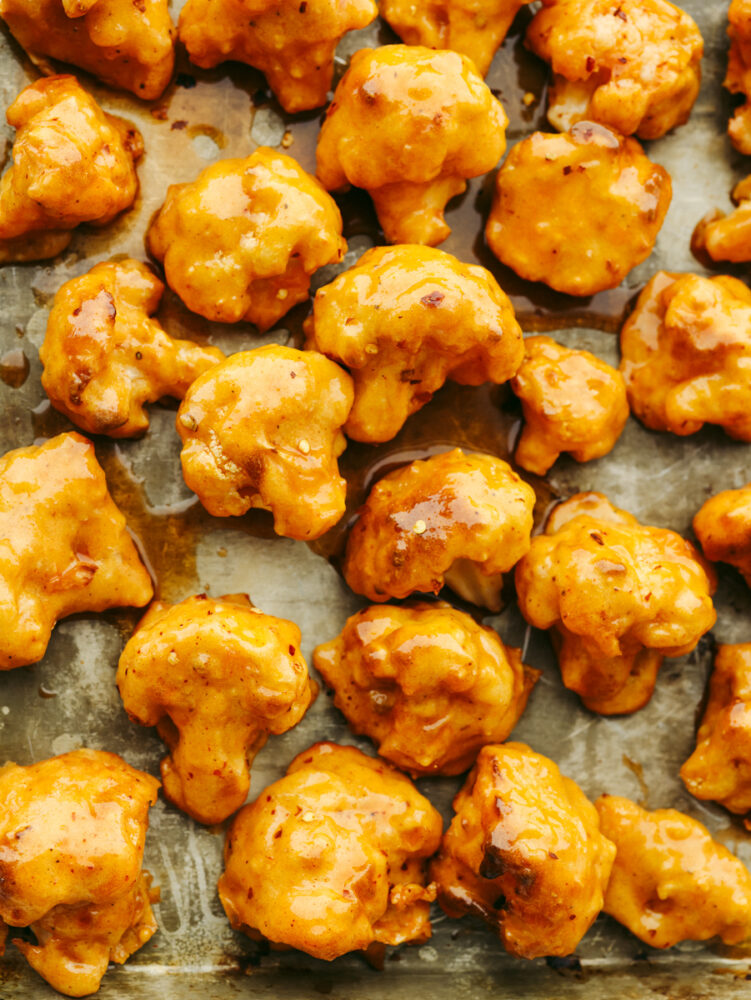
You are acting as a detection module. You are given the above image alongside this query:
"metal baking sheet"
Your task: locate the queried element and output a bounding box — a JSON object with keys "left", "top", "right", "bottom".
{"left": 2, "top": 1, "right": 751, "bottom": 997}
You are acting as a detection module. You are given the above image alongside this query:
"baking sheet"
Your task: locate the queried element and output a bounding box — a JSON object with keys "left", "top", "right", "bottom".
{"left": 2, "top": 2, "right": 751, "bottom": 997}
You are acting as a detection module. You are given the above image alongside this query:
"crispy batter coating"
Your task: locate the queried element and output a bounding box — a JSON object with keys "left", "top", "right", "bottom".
{"left": 0, "top": 76, "right": 142, "bottom": 265}
{"left": 0, "top": 433, "right": 153, "bottom": 671}
{"left": 217, "top": 742, "right": 442, "bottom": 960}
{"left": 314, "top": 602, "right": 539, "bottom": 776}
{"left": 40, "top": 260, "right": 224, "bottom": 438}
{"left": 694, "top": 481, "right": 751, "bottom": 586}
{"left": 485, "top": 122, "right": 671, "bottom": 297}
{"left": 147, "top": 147, "right": 345, "bottom": 330}
{"left": 379, "top": 0, "right": 528, "bottom": 76}
{"left": 596, "top": 794, "right": 751, "bottom": 948}
{"left": 431, "top": 743, "right": 616, "bottom": 958}
{"left": 304, "top": 245, "right": 523, "bottom": 443}
{"left": 343, "top": 448, "right": 535, "bottom": 612}
{"left": 515, "top": 492, "right": 716, "bottom": 715}
{"left": 177, "top": 346, "right": 353, "bottom": 540}
{"left": 0, "top": 749, "right": 159, "bottom": 998}
{"left": 0, "top": 0, "right": 174, "bottom": 100}
{"left": 179, "top": 0, "right": 376, "bottom": 113}
{"left": 510, "top": 335, "right": 629, "bottom": 475}
{"left": 726, "top": 0, "right": 751, "bottom": 154}
{"left": 118, "top": 593, "right": 316, "bottom": 825}
{"left": 316, "top": 45, "right": 508, "bottom": 246}
{"left": 526, "top": 0, "right": 703, "bottom": 139}
{"left": 693, "top": 175, "right": 751, "bottom": 263}
{"left": 620, "top": 271, "right": 751, "bottom": 440}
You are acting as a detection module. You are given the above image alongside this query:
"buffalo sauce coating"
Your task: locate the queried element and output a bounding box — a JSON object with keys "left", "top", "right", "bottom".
{"left": 726, "top": 0, "right": 751, "bottom": 153}
{"left": 526, "top": 0, "right": 703, "bottom": 139}
{"left": 0, "top": 749, "right": 159, "bottom": 998}
{"left": 431, "top": 742, "right": 616, "bottom": 958}
{"left": 146, "top": 147, "right": 346, "bottom": 330}
{"left": 313, "top": 602, "right": 540, "bottom": 776}
{"left": 620, "top": 271, "right": 751, "bottom": 439}
{"left": 176, "top": 345, "right": 353, "bottom": 540}
{"left": 316, "top": 45, "right": 508, "bottom": 247}
{"left": 304, "top": 245, "right": 523, "bottom": 444}
{"left": 515, "top": 492, "right": 716, "bottom": 715}
{"left": 694, "top": 482, "right": 751, "bottom": 586}
{"left": 117, "top": 593, "right": 316, "bottom": 826}
{"left": 485, "top": 121, "right": 672, "bottom": 297}
{"left": 217, "top": 742, "right": 442, "bottom": 961}
{"left": 0, "top": 0, "right": 174, "bottom": 100}
{"left": 0, "top": 75, "right": 143, "bottom": 264}
{"left": 596, "top": 794, "right": 751, "bottom": 948}
{"left": 0, "top": 432, "right": 153, "bottom": 670}
{"left": 510, "top": 334, "right": 628, "bottom": 475}
{"left": 179, "top": 0, "right": 376, "bottom": 112}
{"left": 343, "top": 448, "right": 535, "bottom": 612}
{"left": 693, "top": 174, "right": 751, "bottom": 263}
{"left": 40, "top": 259, "right": 224, "bottom": 438}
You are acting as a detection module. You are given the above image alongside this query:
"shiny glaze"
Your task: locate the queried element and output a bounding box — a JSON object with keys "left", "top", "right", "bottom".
{"left": 694, "top": 481, "right": 751, "bottom": 587}
{"left": 726, "top": 0, "right": 751, "bottom": 154}
{"left": 694, "top": 175, "right": 751, "bottom": 263}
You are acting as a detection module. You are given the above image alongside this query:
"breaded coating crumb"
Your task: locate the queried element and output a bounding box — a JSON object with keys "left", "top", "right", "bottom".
{"left": 432, "top": 743, "right": 616, "bottom": 958}
{"left": 694, "top": 481, "right": 751, "bottom": 586}
{"left": 177, "top": 346, "right": 353, "bottom": 540}
{"left": 515, "top": 492, "right": 716, "bottom": 715}
{"left": 485, "top": 122, "right": 671, "bottom": 296}
{"left": 147, "top": 147, "right": 345, "bottom": 330}
{"left": 40, "top": 259, "right": 224, "bottom": 438}
{"left": 693, "top": 175, "right": 751, "bottom": 263}
{"left": 218, "top": 742, "right": 442, "bottom": 961}
{"left": 0, "top": 749, "right": 159, "bottom": 998}
{"left": 316, "top": 45, "right": 508, "bottom": 246}
{"left": 314, "top": 602, "right": 539, "bottom": 776}
{"left": 305, "top": 245, "right": 523, "bottom": 443}
{"left": 596, "top": 794, "right": 751, "bottom": 948}
{"left": 726, "top": 0, "right": 751, "bottom": 154}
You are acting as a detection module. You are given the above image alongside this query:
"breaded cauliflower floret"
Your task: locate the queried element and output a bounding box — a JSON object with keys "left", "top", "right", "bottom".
{"left": 431, "top": 743, "right": 616, "bottom": 958}
{"left": 379, "top": 0, "right": 529, "bottom": 77}
{"left": 316, "top": 45, "right": 508, "bottom": 246}
{"left": 40, "top": 259, "right": 224, "bottom": 438}
{"left": 179, "top": 0, "right": 377, "bottom": 112}
{"left": 693, "top": 481, "right": 751, "bottom": 586}
{"left": 515, "top": 492, "right": 716, "bottom": 715}
{"left": 726, "top": 0, "right": 751, "bottom": 154}
{"left": 693, "top": 175, "right": 751, "bottom": 263}
{"left": 485, "top": 122, "right": 672, "bottom": 296}
{"left": 218, "top": 742, "right": 442, "bottom": 960}
{"left": 596, "top": 794, "right": 751, "bottom": 948}
{"left": 620, "top": 271, "right": 751, "bottom": 440}
{"left": 118, "top": 593, "right": 316, "bottom": 825}
{"left": 526, "top": 0, "right": 703, "bottom": 139}
{"left": 0, "top": 432, "right": 153, "bottom": 671}
{"left": 0, "top": 0, "right": 174, "bottom": 100}
{"left": 314, "top": 602, "right": 540, "bottom": 776}
{"left": 0, "top": 75, "right": 143, "bottom": 264}
{"left": 304, "top": 245, "right": 523, "bottom": 443}
{"left": 343, "top": 448, "right": 535, "bottom": 612}
{"left": 147, "top": 147, "right": 346, "bottom": 330}
{"left": 0, "top": 749, "right": 159, "bottom": 998}
{"left": 177, "top": 346, "right": 353, "bottom": 540}
{"left": 681, "top": 644, "right": 751, "bottom": 820}
{"left": 510, "top": 335, "right": 629, "bottom": 475}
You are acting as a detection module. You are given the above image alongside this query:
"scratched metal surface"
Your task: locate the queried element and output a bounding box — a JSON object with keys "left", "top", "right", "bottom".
{"left": 1, "top": 1, "right": 751, "bottom": 997}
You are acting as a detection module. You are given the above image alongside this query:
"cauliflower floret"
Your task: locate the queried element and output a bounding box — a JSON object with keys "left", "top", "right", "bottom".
{"left": 343, "top": 448, "right": 535, "bottom": 612}
{"left": 515, "top": 492, "right": 716, "bottom": 715}
{"left": 431, "top": 743, "right": 616, "bottom": 958}
{"left": 179, "top": 0, "right": 376, "bottom": 112}
{"left": 0, "top": 75, "right": 143, "bottom": 264}
{"left": 40, "top": 259, "right": 224, "bottom": 438}
{"left": 693, "top": 481, "right": 751, "bottom": 586}
{"left": 596, "top": 794, "right": 751, "bottom": 948}
{"left": 147, "top": 147, "right": 346, "bottom": 330}
{"left": 217, "top": 742, "right": 442, "bottom": 961}
{"left": 177, "top": 345, "right": 353, "bottom": 540}
{"left": 510, "top": 335, "right": 629, "bottom": 475}
{"left": 0, "top": 749, "right": 159, "bottom": 998}
{"left": 304, "top": 245, "right": 523, "bottom": 443}
{"left": 316, "top": 45, "right": 508, "bottom": 246}
{"left": 0, "top": 432, "right": 153, "bottom": 671}
{"left": 485, "top": 121, "right": 672, "bottom": 296}
{"left": 692, "top": 175, "right": 751, "bottom": 263}
{"left": 620, "top": 271, "right": 751, "bottom": 440}
{"left": 726, "top": 0, "right": 751, "bottom": 154}
{"left": 526, "top": 0, "right": 703, "bottom": 139}
{"left": 313, "top": 602, "right": 539, "bottom": 776}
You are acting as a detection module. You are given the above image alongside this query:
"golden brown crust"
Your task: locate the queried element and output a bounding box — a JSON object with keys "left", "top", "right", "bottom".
{"left": 694, "top": 483, "right": 751, "bottom": 586}
{"left": 726, "top": 0, "right": 751, "bottom": 154}
{"left": 693, "top": 175, "right": 751, "bottom": 263}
